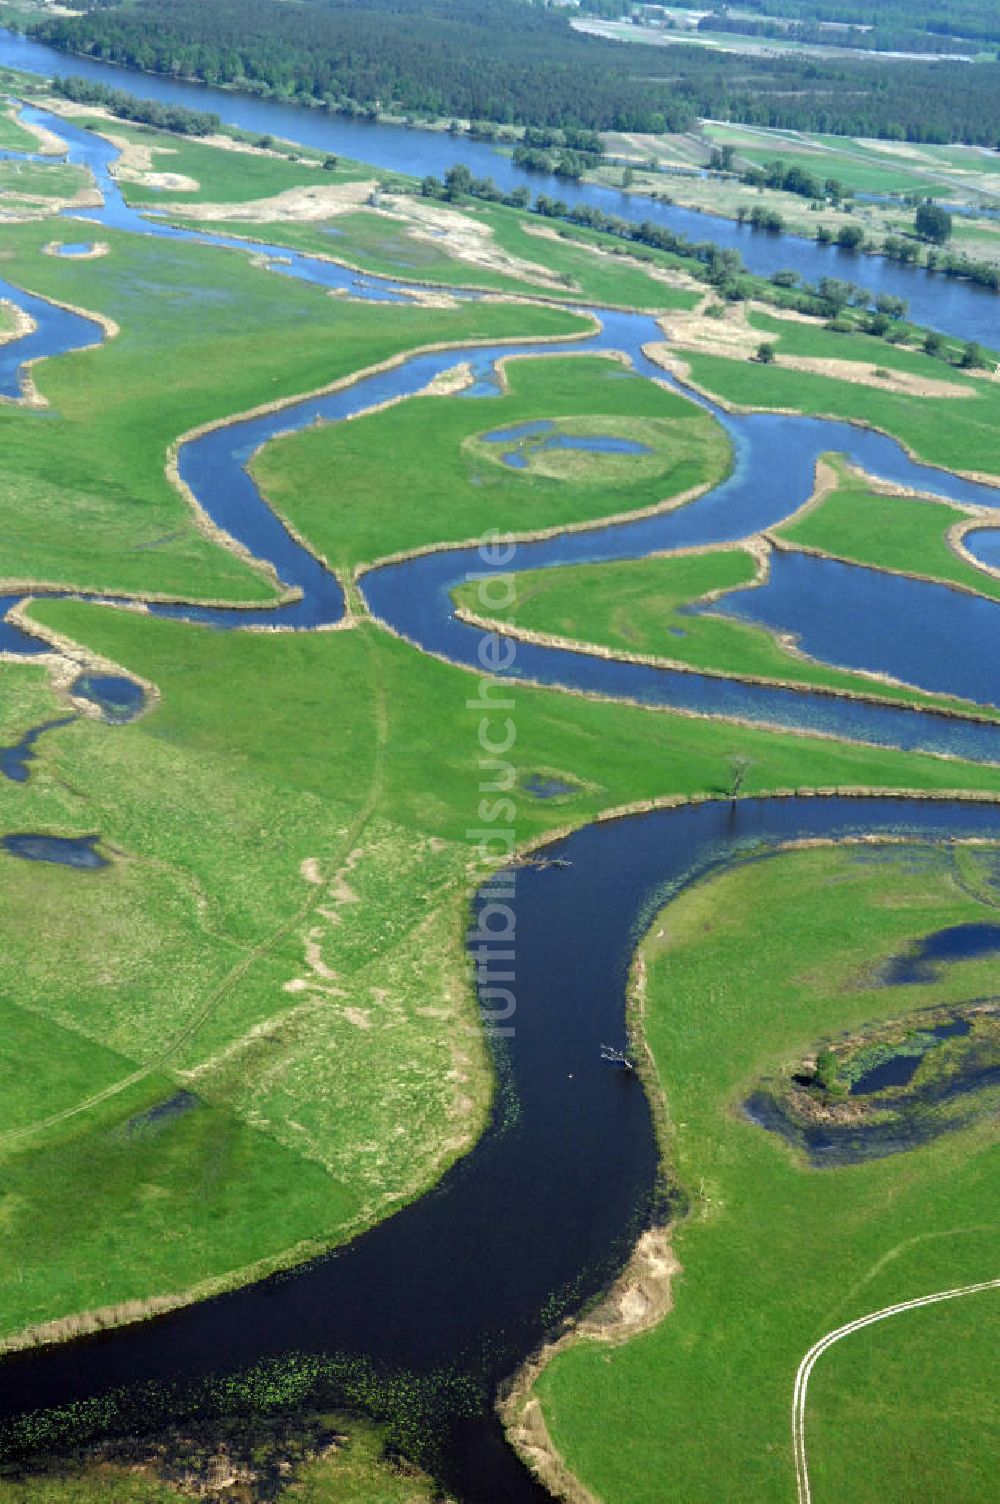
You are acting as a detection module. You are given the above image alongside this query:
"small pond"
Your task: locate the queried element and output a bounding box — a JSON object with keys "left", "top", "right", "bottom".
{"left": 849, "top": 1017, "right": 972, "bottom": 1095}
{"left": 0, "top": 716, "right": 74, "bottom": 783}
{"left": 73, "top": 674, "right": 146, "bottom": 724}
{"left": 883, "top": 923, "right": 1000, "bottom": 985}
{"left": 1, "top": 832, "right": 108, "bottom": 868}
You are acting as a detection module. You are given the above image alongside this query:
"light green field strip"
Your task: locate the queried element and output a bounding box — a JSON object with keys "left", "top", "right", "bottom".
{"left": 776, "top": 462, "right": 1000, "bottom": 602}
{"left": 675, "top": 330, "right": 1000, "bottom": 481}
{"left": 533, "top": 841, "right": 1000, "bottom": 1503}
{"left": 452, "top": 544, "right": 1000, "bottom": 720}
{"left": 0, "top": 158, "right": 89, "bottom": 201}
{"left": 182, "top": 202, "right": 701, "bottom": 310}
{"left": 0, "top": 103, "right": 45, "bottom": 154}
{"left": 69, "top": 114, "right": 374, "bottom": 204}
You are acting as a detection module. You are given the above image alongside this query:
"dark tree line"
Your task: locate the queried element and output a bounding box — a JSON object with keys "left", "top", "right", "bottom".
{"left": 28, "top": 0, "right": 1000, "bottom": 144}
{"left": 51, "top": 73, "right": 220, "bottom": 134}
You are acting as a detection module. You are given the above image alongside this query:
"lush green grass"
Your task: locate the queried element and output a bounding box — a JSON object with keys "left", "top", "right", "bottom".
{"left": 0, "top": 218, "right": 583, "bottom": 599}
{"left": 73, "top": 116, "right": 373, "bottom": 204}
{"left": 0, "top": 104, "right": 45, "bottom": 155}
{"left": 704, "top": 121, "right": 1000, "bottom": 205}
{"left": 186, "top": 199, "right": 701, "bottom": 311}
{"left": 452, "top": 545, "right": 1000, "bottom": 719}
{"left": 2, "top": 584, "right": 997, "bottom": 1344}
{"left": 681, "top": 342, "right": 1000, "bottom": 480}
{"left": 778, "top": 462, "right": 1000, "bottom": 601}
{"left": 252, "top": 355, "right": 731, "bottom": 571}
{"left": 535, "top": 841, "right": 1000, "bottom": 1503}
{"left": 747, "top": 309, "right": 980, "bottom": 377}
{"left": 0, "top": 159, "right": 89, "bottom": 201}
{"left": 806, "top": 1287, "right": 998, "bottom": 1501}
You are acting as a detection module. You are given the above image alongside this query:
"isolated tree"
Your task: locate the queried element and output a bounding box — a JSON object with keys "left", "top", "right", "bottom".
{"left": 915, "top": 200, "right": 952, "bottom": 244}
{"left": 960, "top": 340, "right": 987, "bottom": 369}
{"left": 728, "top": 753, "right": 752, "bottom": 795}
{"left": 923, "top": 329, "right": 945, "bottom": 358}
{"left": 755, "top": 341, "right": 776, "bottom": 364}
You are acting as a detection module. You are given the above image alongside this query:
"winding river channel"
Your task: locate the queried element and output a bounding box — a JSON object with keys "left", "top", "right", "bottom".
{"left": 0, "top": 89, "right": 999, "bottom": 1500}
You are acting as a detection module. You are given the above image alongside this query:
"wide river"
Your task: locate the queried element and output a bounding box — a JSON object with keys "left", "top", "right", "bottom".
{"left": 2, "top": 26, "right": 1000, "bottom": 340}
{"left": 0, "top": 83, "right": 998, "bottom": 1502}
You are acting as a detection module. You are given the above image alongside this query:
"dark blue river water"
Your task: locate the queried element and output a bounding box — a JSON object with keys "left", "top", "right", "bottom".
{"left": 0, "top": 796, "right": 998, "bottom": 1502}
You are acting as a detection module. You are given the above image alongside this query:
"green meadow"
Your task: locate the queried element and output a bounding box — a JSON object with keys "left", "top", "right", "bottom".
{"left": 252, "top": 355, "right": 730, "bottom": 571}
{"left": 0, "top": 104, "right": 43, "bottom": 155}
{"left": 681, "top": 334, "right": 1000, "bottom": 481}
{"left": 72, "top": 115, "right": 373, "bottom": 203}
{"left": 534, "top": 841, "right": 1000, "bottom": 1504}
{"left": 187, "top": 200, "right": 702, "bottom": 310}
{"left": 0, "top": 159, "right": 88, "bottom": 202}
{"left": 777, "top": 460, "right": 1000, "bottom": 601}
{"left": 452, "top": 544, "right": 1000, "bottom": 719}
{"left": 0, "top": 219, "right": 582, "bottom": 600}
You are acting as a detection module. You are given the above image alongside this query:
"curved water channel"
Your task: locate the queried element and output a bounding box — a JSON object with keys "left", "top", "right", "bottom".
{"left": 4, "top": 108, "right": 1000, "bottom": 761}
{"left": 1, "top": 108, "right": 999, "bottom": 1499}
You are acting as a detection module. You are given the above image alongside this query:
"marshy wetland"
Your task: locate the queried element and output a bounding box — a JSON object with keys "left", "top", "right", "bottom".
{"left": 0, "top": 79, "right": 997, "bottom": 1504}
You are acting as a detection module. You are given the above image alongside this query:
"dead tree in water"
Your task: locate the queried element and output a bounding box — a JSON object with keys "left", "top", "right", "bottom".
{"left": 601, "top": 1044, "right": 634, "bottom": 1070}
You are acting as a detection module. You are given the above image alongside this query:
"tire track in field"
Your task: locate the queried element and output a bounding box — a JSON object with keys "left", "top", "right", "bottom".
{"left": 792, "top": 1276, "right": 1000, "bottom": 1504}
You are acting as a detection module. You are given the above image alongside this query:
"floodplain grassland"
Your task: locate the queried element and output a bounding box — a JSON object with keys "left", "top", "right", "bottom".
{"left": 0, "top": 159, "right": 89, "bottom": 201}
{"left": 184, "top": 199, "right": 703, "bottom": 311}
{"left": 594, "top": 121, "right": 1000, "bottom": 264}
{"left": 251, "top": 355, "right": 731, "bottom": 572}
{"left": 5, "top": 587, "right": 1000, "bottom": 1349}
{"left": 703, "top": 121, "right": 1000, "bottom": 199}
{"left": 532, "top": 841, "right": 1000, "bottom": 1504}
{"left": 0, "top": 103, "right": 46, "bottom": 154}
{"left": 594, "top": 117, "right": 1000, "bottom": 265}
{"left": 805, "top": 1285, "right": 999, "bottom": 1501}
{"left": 776, "top": 459, "right": 1000, "bottom": 601}
{"left": 675, "top": 317, "right": 1000, "bottom": 481}
{"left": 451, "top": 545, "right": 1000, "bottom": 719}
{"left": 0, "top": 218, "right": 584, "bottom": 600}
{"left": 66, "top": 114, "right": 375, "bottom": 203}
